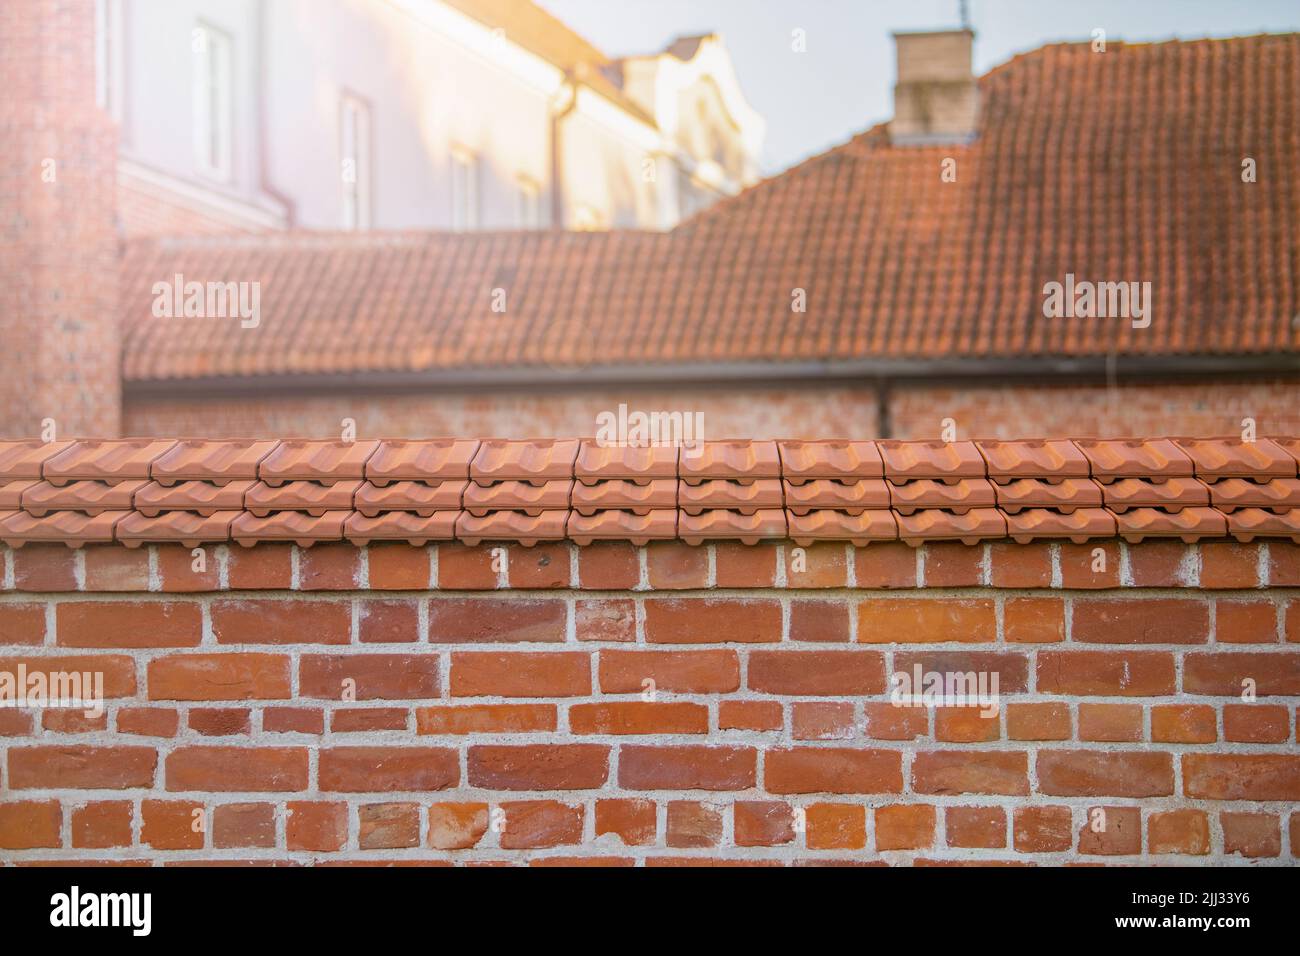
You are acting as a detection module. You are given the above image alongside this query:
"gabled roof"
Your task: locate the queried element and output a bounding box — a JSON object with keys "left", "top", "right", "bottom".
{"left": 122, "top": 34, "right": 1300, "bottom": 386}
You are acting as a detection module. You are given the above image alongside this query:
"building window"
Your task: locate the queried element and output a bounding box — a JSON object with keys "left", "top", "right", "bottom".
{"left": 192, "top": 23, "right": 233, "bottom": 181}
{"left": 340, "top": 94, "right": 372, "bottom": 230}
{"left": 516, "top": 177, "right": 541, "bottom": 230}
{"left": 451, "top": 147, "right": 479, "bottom": 231}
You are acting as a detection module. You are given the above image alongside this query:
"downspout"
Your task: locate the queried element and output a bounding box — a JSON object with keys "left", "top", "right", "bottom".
{"left": 876, "top": 379, "right": 893, "bottom": 438}
{"left": 549, "top": 70, "right": 579, "bottom": 229}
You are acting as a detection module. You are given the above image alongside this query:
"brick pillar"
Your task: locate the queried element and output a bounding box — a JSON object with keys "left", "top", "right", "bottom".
{"left": 0, "top": 0, "right": 121, "bottom": 439}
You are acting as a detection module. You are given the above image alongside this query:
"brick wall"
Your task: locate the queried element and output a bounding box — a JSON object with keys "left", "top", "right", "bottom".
{"left": 2, "top": 537, "right": 1297, "bottom": 865}
{"left": 123, "top": 377, "right": 1300, "bottom": 442}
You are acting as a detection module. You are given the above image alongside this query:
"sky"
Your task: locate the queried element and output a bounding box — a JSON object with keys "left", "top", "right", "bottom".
{"left": 537, "top": 0, "right": 1300, "bottom": 174}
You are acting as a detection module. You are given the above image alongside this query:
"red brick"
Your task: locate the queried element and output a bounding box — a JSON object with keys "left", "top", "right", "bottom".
{"left": 12, "top": 545, "right": 77, "bottom": 592}
{"left": 319, "top": 746, "right": 458, "bottom": 792}
{"left": 1292, "top": 812, "right": 1300, "bottom": 857}
{"left": 1059, "top": 541, "right": 1120, "bottom": 589}
{"left": 806, "top": 803, "right": 866, "bottom": 850}
{"left": 500, "top": 800, "right": 583, "bottom": 849}
{"left": 428, "top": 597, "right": 565, "bottom": 643}
{"left": 863, "top": 702, "right": 927, "bottom": 740}
{"left": 619, "top": 745, "right": 757, "bottom": 791}
{"left": 227, "top": 544, "right": 293, "bottom": 590}
{"left": 570, "top": 701, "right": 708, "bottom": 735}
{"left": 856, "top": 598, "right": 995, "bottom": 643}
{"left": 0, "top": 800, "right": 61, "bottom": 849}
{"left": 645, "top": 541, "right": 708, "bottom": 589}
{"left": 912, "top": 751, "right": 1028, "bottom": 795}
{"left": 1150, "top": 704, "right": 1216, "bottom": 743}
{"left": 436, "top": 543, "right": 499, "bottom": 589}
{"left": 946, "top": 806, "right": 1006, "bottom": 848}
{"left": 577, "top": 541, "right": 639, "bottom": 590}
{"left": 167, "top": 746, "right": 308, "bottom": 792}
{"left": 287, "top": 801, "right": 348, "bottom": 851}
{"left": 149, "top": 653, "right": 291, "bottom": 700}
{"left": 1148, "top": 809, "right": 1209, "bottom": 855}
{"left": 1004, "top": 597, "right": 1065, "bottom": 643}
{"left": 748, "top": 649, "right": 885, "bottom": 696}
{"left": 734, "top": 800, "right": 795, "bottom": 846}
{"left": 719, "top": 699, "right": 783, "bottom": 731}
{"left": 367, "top": 544, "right": 431, "bottom": 590}
{"left": 989, "top": 542, "right": 1052, "bottom": 588}
{"left": 262, "top": 707, "right": 324, "bottom": 734}
{"left": 1037, "top": 750, "right": 1173, "bottom": 797}
{"left": 8, "top": 745, "right": 157, "bottom": 789}
{"left": 1215, "top": 600, "right": 1278, "bottom": 643}
{"left": 575, "top": 598, "right": 635, "bottom": 642}
{"left": 117, "top": 707, "right": 179, "bottom": 738}
{"left": 451, "top": 651, "right": 590, "bottom": 697}
{"left": 600, "top": 649, "right": 738, "bottom": 694}
{"left": 428, "top": 802, "right": 489, "bottom": 849}
{"left": 853, "top": 542, "right": 917, "bottom": 588}
{"left": 893, "top": 649, "right": 1030, "bottom": 692}
{"left": 358, "top": 599, "right": 419, "bottom": 643}
{"left": 0, "top": 653, "right": 136, "bottom": 697}
{"left": 359, "top": 803, "right": 420, "bottom": 849}
{"left": 58, "top": 601, "right": 201, "bottom": 648}
{"left": 1126, "top": 541, "right": 1191, "bottom": 587}
{"left": 1221, "top": 812, "right": 1280, "bottom": 858}
{"left": 468, "top": 744, "right": 609, "bottom": 790}
{"left": 0, "top": 709, "right": 32, "bottom": 735}
{"left": 71, "top": 801, "right": 133, "bottom": 849}
{"left": 765, "top": 747, "right": 902, "bottom": 794}
{"left": 1013, "top": 805, "right": 1073, "bottom": 852}
{"left": 214, "top": 803, "right": 276, "bottom": 848}
{"left": 934, "top": 706, "right": 1000, "bottom": 743}
{"left": 1037, "top": 649, "right": 1175, "bottom": 695}
{"left": 415, "top": 704, "right": 555, "bottom": 734}
{"left": 1183, "top": 651, "right": 1300, "bottom": 695}
{"left": 1269, "top": 542, "right": 1300, "bottom": 585}
{"left": 714, "top": 542, "right": 777, "bottom": 587}
{"left": 1077, "top": 703, "right": 1143, "bottom": 742}
{"left": 1199, "top": 542, "right": 1262, "bottom": 589}
{"left": 1078, "top": 806, "right": 1140, "bottom": 855}
{"left": 188, "top": 708, "right": 251, "bottom": 736}
{"left": 783, "top": 542, "right": 847, "bottom": 588}
{"left": 875, "top": 804, "right": 935, "bottom": 850}
{"left": 666, "top": 800, "right": 723, "bottom": 848}
{"left": 298, "top": 543, "right": 362, "bottom": 590}
{"left": 330, "top": 708, "right": 408, "bottom": 732}
{"left": 508, "top": 542, "right": 571, "bottom": 589}
{"left": 1072, "top": 598, "right": 1208, "bottom": 645}
{"left": 595, "top": 798, "right": 656, "bottom": 846}
{"left": 82, "top": 545, "right": 149, "bottom": 591}
{"left": 644, "top": 598, "right": 780, "bottom": 643}
{"left": 42, "top": 709, "right": 107, "bottom": 733}
{"left": 0, "top": 603, "right": 45, "bottom": 645}
{"left": 921, "top": 542, "right": 982, "bottom": 587}
{"left": 788, "top": 600, "right": 850, "bottom": 642}
{"left": 300, "top": 653, "right": 439, "bottom": 700}
{"left": 211, "top": 599, "right": 350, "bottom": 645}
{"left": 1184, "top": 754, "right": 1300, "bottom": 800}
{"left": 157, "top": 544, "right": 221, "bottom": 592}
{"left": 142, "top": 800, "right": 204, "bottom": 850}
{"left": 1223, "top": 703, "right": 1290, "bottom": 742}
{"left": 792, "top": 701, "right": 855, "bottom": 740}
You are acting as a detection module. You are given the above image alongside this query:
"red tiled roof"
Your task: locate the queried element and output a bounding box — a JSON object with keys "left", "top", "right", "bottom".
{"left": 1, "top": 436, "right": 1297, "bottom": 548}
{"left": 121, "top": 35, "right": 1300, "bottom": 384}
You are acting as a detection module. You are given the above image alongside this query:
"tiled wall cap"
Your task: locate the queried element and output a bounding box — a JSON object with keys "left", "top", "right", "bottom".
{"left": 783, "top": 478, "right": 891, "bottom": 516}
{"left": 888, "top": 478, "right": 997, "bottom": 515}
{"left": 574, "top": 442, "right": 678, "bottom": 484}
{"left": 679, "top": 508, "right": 787, "bottom": 545}
{"left": 456, "top": 509, "right": 569, "bottom": 546}
{"left": 1206, "top": 477, "right": 1300, "bottom": 513}
{"left": 679, "top": 440, "right": 780, "bottom": 484}
{"left": 897, "top": 508, "right": 1007, "bottom": 547}
{"left": 0, "top": 479, "right": 40, "bottom": 511}
{"left": 1112, "top": 506, "right": 1228, "bottom": 543}
{"left": 786, "top": 509, "right": 898, "bottom": 546}
{"left": 1100, "top": 477, "right": 1210, "bottom": 513}
{"left": 353, "top": 480, "right": 467, "bottom": 518}
{"left": 43, "top": 439, "right": 178, "bottom": 486}
{"left": 567, "top": 509, "right": 678, "bottom": 546}
{"left": 878, "top": 440, "right": 986, "bottom": 484}
{"left": 116, "top": 510, "right": 240, "bottom": 548}
{"left": 1005, "top": 507, "right": 1117, "bottom": 544}
{"left": 679, "top": 479, "right": 784, "bottom": 516}
{"left": 151, "top": 439, "right": 280, "bottom": 486}
{"left": 0, "top": 509, "right": 126, "bottom": 548}
{"left": 571, "top": 479, "right": 677, "bottom": 516}
{"left": 21, "top": 479, "right": 148, "bottom": 517}
{"left": 257, "top": 440, "right": 380, "bottom": 487}
{"left": 364, "top": 439, "right": 481, "bottom": 486}
{"left": 1075, "top": 438, "right": 1194, "bottom": 482}
{"left": 1172, "top": 437, "right": 1297, "bottom": 480}
{"left": 0, "top": 440, "right": 74, "bottom": 480}
{"left": 343, "top": 510, "right": 458, "bottom": 546}
{"left": 245, "top": 480, "right": 362, "bottom": 518}
{"left": 470, "top": 439, "right": 580, "bottom": 485}
{"left": 993, "top": 477, "right": 1103, "bottom": 514}
{"left": 1226, "top": 507, "right": 1300, "bottom": 543}
{"left": 975, "top": 439, "right": 1091, "bottom": 482}
{"left": 231, "top": 510, "right": 349, "bottom": 547}
{"left": 134, "top": 479, "right": 254, "bottom": 517}
{"left": 777, "top": 440, "right": 884, "bottom": 483}
{"left": 463, "top": 479, "right": 573, "bottom": 516}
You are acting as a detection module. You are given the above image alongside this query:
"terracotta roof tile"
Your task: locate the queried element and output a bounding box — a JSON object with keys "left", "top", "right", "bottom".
{"left": 365, "top": 440, "right": 481, "bottom": 485}
{"left": 1, "top": 436, "right": 1293, "bottom": 549}
{"left": 470, "top": 440, "right": 580, "bottom": 485}
{"left": 151, "top": 440, "right": 280, "bottom": 486}
{"left": 258, "top": 441, "right": 379, "bottom": 486}
{"left": 575, "top": 442, "right": 678, "bottom": 483}
{"left": 43, "top": 440, "right": 177, "bottom": 486}
{"left": 0, "top": 441, "right": 74, "bottom": 480}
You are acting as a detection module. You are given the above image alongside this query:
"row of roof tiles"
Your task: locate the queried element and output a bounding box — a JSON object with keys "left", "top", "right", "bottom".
{"left": 4, "top": 437, "right": 1299, "bottom": 485}
{"left": 0, "top": 437, "right": 1296, "bottom": 549}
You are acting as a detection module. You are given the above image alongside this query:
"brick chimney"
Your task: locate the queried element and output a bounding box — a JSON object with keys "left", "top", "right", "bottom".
{"left": 0, "top": 0, "right": 122, "bottom": 439}
{"left": 890, "top": 29, "right": 979, "bottom": 145}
